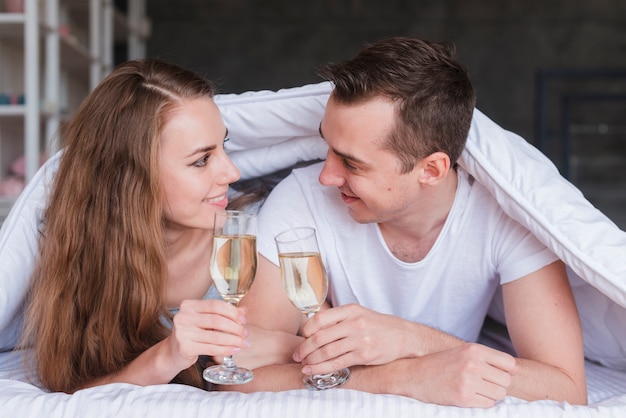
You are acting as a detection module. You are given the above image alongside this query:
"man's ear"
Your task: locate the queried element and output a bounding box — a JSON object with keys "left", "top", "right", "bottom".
{"left": 417, "top": 152, "right": 451, "bottom": 185}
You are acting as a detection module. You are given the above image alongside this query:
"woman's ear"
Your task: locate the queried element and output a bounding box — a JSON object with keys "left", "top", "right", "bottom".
{"left": 417, "top": 152, "right": 451, "bottom": 185}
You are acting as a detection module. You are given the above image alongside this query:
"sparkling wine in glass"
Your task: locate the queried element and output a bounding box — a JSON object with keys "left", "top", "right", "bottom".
{"left": 275, "top": 227, "right": 350, "bottom": 390}
{"left": 203, "top": 210, "right": 257, "bottom": 385}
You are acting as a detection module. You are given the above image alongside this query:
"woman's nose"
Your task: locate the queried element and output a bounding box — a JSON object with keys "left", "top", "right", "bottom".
{"left": 221, "top": 153, "right": 241, "bottom": 184}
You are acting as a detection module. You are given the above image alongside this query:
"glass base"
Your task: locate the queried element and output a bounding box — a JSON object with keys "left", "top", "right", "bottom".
{"left": 203, "top": 364, "right": 254, "bottom": 385}
{"left": 303, "top": 368, "right": 350, "bottom": 390}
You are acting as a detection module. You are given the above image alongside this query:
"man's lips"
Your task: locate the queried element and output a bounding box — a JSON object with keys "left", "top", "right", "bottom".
{"left": 340, "top": 191, "right": 359, "bottom": 204}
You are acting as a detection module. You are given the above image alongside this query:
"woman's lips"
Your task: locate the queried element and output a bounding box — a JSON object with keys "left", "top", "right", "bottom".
{"left": 204, "top": 194, "right": 228, "bottom": 208}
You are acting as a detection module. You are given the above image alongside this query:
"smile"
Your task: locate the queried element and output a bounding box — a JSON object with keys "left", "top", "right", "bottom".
{"left": 204, "top": 194, "right": 226, "bottom": 203}
{"left": 340, "top": 191, "right": 359, "bottom": 204}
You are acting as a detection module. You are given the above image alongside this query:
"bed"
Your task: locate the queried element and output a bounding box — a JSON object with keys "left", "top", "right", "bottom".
{"left": 1, "top": 82, "right": 625, "bottom": 417}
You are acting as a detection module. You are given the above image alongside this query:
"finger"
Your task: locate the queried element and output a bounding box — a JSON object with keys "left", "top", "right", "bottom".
{"left": 301, "top": 351, "right": 356, "bottom": 376}
{"left": 238, "top": 306, "right": 248, "bottom": 324}
{"left": 176, "top": 306, "right": 245, "bottom": 332}
{"left": 186, "top": 338, "right": 246, "bottom": 359}
{"left": 173, "top": 315, "right": 248, "bottom": 348}
{"left": 300, "top": 306, "right": 350, "bottom": 337}
{"left": 481, "top": 364, "right": 513, "bottom": 389}
{"left": 484, "top": 350, "right": 517, "bottom": 374}
{"left": 474, "top": 378, "right": 509, "bottom": 404}
{"left": 294, "top": 320, "right": 354, "bottom": 362}
{"left": 180, "top": 299, "right": 243, "bottom": 322}
{"left": 189, "top": 327, "right": 248, "bottom": 348}
{"left": 201, "top": 314, "right": 249, "bottom": 340}
{"left": 460, "top": 343, "right": 517, "bottom": 373}
{"left": 174, "top": 311, "right": 249, "bottom": 346}
{"left": 299, "top": 333, "right": 363, "bottom": 367}
{"left": 167, "top": 327, "right": 248, "bottom": 363}
{"left": 178, "top": 321, "right": 252, "bottom": 359}
{"left": 178, "top": 300, "right": 249, "bottom": 337}
{"left": 443, "top": 369, "right": 507, "bottom": 407}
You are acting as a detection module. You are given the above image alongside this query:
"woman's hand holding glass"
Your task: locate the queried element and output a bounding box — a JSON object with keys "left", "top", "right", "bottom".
{"left": 168, "top": 299, "right": 249, "bottom": 372}
{"left": 203, "top": 210, "right": 258, "bottom": 385}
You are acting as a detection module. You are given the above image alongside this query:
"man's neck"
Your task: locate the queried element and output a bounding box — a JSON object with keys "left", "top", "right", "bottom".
{"left": 378, "top": 169, "right": 458, "bottom": 262}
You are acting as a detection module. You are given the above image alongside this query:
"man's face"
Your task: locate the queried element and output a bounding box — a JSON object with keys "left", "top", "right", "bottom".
{"left": 318, "top": 95, "right": 423, "bottom": 225}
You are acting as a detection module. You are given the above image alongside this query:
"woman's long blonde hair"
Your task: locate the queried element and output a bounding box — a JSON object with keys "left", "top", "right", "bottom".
{"left": 20, "top": 59, "right": 216, "bottom": 393}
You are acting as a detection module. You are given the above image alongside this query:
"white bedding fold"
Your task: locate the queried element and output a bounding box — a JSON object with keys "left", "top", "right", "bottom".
{"left": 1, "top": 378, "right": 624, "bottom": 418}
{"left": 228, "top": 135, "right": 328, "bottom": 180}
{"left": 1, "top": 350, "right": 624, "bottom": 418}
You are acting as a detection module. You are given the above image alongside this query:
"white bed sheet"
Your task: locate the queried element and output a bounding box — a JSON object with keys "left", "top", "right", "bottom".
{"left": 0, "top": 350, "right": 624, "bottom": 418}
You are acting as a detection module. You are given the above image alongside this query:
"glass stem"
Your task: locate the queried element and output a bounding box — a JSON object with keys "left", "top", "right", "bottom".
{"left": 221, "top": 300, "right": 240, "bottom": 370}
{"left": 223, "top": 355, "right": 236, "bottom": 369}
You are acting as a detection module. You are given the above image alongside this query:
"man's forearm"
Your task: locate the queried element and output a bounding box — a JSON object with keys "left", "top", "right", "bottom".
{"left": 508, "top": 358, "right": 588, "bottom": 405}
{"left": 218, "top": 346, "right": 518, "bottom": 408}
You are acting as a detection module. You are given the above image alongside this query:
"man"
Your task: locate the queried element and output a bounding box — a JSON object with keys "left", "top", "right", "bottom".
{"left": 237, "top": 37, "right": 587, "bottom": 407}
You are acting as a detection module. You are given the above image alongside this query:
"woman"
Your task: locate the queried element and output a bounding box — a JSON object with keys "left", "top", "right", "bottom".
{"left": 19, "top": 59, "right": 251, "bottom": 393}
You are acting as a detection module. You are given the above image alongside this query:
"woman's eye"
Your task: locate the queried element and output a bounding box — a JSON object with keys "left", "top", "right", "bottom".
{"left": 193, "top": 154, "right": 210, "bottom": 167}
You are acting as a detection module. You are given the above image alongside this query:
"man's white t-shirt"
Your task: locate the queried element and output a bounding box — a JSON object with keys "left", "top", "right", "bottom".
{"left": 257, "top": 162, "right": 557, "bottom": 342}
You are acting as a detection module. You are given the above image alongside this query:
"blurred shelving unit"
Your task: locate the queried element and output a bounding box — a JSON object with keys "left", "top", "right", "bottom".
{"left": 0, "top": 0, "right": 149, "bottom": 226}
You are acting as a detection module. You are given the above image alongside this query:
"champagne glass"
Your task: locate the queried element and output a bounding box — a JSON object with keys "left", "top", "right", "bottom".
{"left": 275, "top": 227, "right": 350, "bottom": 390}
{"left": 203, "top": 210, "right": 257, "bottom": 385}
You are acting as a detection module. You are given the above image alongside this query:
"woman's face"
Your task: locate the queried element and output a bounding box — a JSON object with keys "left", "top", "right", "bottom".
{"left": 159, "top": 97, "right": 240, "bottom": 231}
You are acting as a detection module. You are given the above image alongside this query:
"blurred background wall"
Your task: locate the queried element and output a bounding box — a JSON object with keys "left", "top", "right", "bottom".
{"left": 144, "top": 0, "right": 626, "bottom": 226}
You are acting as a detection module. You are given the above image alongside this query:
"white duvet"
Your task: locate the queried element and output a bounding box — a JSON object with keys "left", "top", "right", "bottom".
{"left": 0, "top": 82, "right": 625, "bottom": 418}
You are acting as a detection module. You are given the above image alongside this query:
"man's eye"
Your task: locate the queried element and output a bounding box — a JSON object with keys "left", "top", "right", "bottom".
{"left": 193, "top": 154, "right": 210, "bottom": 167}
{"left": 342, "top": 159, "right": 356, "bottom": 170}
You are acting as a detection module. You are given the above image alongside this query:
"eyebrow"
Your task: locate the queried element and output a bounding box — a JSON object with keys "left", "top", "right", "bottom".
{"left": 184, "top": 127, "right": 229, "bottom": 158}
{"left": 319, "top": 122, "right": 367, "bottom": 166}
{"left": 185, "top": 145, "right": 216, "bottom": 158}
